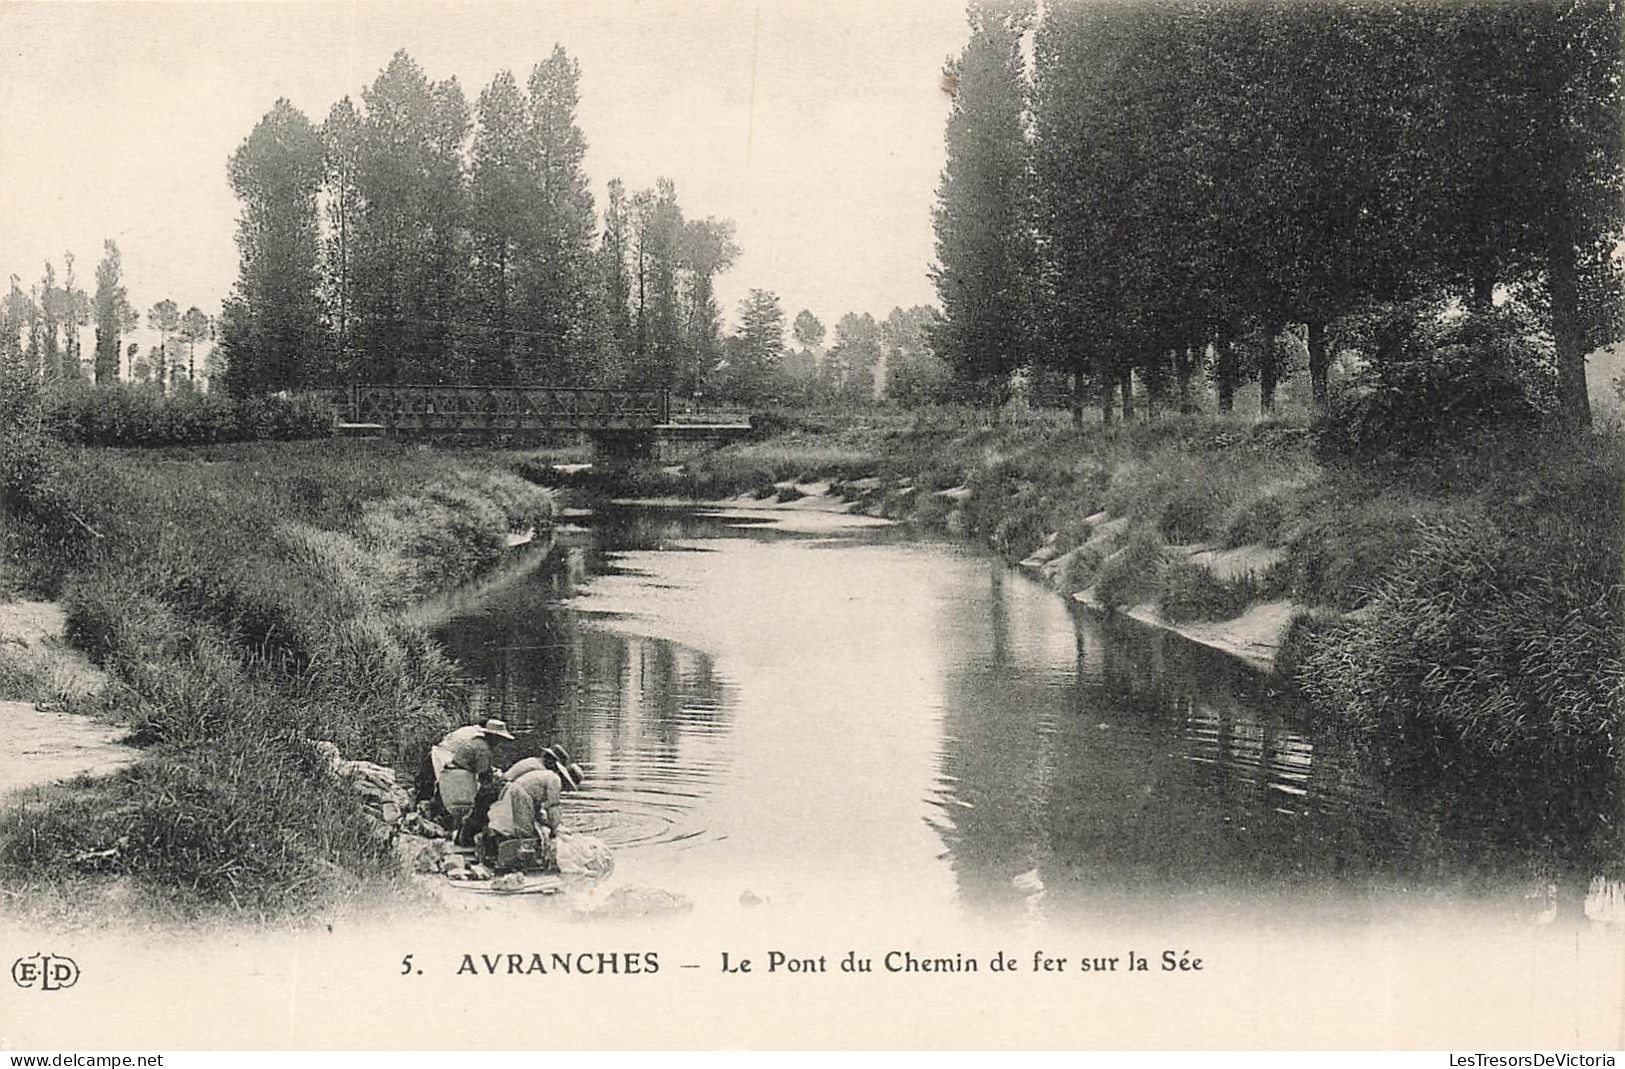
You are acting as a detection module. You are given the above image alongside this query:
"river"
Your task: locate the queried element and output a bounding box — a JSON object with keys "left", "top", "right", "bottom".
{"left": 433, "top": 501, "right": 1621, "bottom": 930}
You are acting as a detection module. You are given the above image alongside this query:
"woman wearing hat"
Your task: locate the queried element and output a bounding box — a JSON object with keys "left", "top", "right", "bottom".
{"left": 482, "top": 755, "right": 582, "bottom": 871}
{"left": 502, "top": 743, "right": 575, "bottom": 782}
{"left": 430, "top": 718, "right": 516, "bottom": 845}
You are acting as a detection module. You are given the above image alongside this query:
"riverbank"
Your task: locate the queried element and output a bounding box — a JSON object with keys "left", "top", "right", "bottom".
{"left": 0, "top": 440, "right": 555, "bottom": 924}
{"left": 521, "top": 406, "right": 1623, "bottom": 768}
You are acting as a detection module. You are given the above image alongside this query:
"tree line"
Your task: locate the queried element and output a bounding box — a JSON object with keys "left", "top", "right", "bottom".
{"left": 225, "top": 49, "right": 746, "bottom": 399}
{"left": 224, "top": 47, "right": 958, "bottom": 408}
{"left": 0, "top": 244, "right": 217, "bottom": 393}
{"left": 933, "top": 0, "right": 1624, "bottom": 427}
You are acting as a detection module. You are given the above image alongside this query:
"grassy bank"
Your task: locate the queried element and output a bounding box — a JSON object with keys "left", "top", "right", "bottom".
{"left": 0, "top": 440, "right": 554, "bottom": 921}
{"left": 522, "top": 404, "right": 1623, "bottom": 768}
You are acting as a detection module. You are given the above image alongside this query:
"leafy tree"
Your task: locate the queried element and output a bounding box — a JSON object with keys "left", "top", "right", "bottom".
{"left": 350, "top": 52, "right": 467, "bottom": 385}
{"left": 179, "top": 306, "right": 211, "bottom": 384}
{"left": 598, "top": 178, "right": 636, "bottom": 370}
{"left": 881, "top": 305, "right": 949, "bottom": 404}
{"left": 630, "top": 179, "right": 686, "bottom": 390}
{"left": 468, "top": 69, "right": 534, "bottom": 384}
{"left": 784, "top": 309, "right": 826, "bottom": 400}
{"left": 321, "top": 97, "right": 363, "bottom": 384}
{"left": 727, "top": 289, "right": 785, "bottom": 402}
{"left": 931, "top": 1, "right": 1038, "bottom": 395}
{"left": 57, "top": 252, "right": 91, "bottom": 380}
{"left": 680, "top": 218, "right": 741, "bottom": 395}
{"left": 519, "top": 46, "right": 598, "bottom": 385}
{"left": 222, "top": 99, "right": 327, "bottom": 395}
{"left": 36, "top": 262, "right": 62, "bottom": 381}
{"left": 827, "top": 312, "right": 883, "bottom": 402}
{"left": 147, "top": 298, "right": 180, "bottom": 393}
{"left": 92, "top": 240, "right": 137, "bottom": 383}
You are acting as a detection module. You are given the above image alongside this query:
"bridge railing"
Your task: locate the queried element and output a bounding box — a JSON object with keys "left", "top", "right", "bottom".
{"left": 334, "top": 384, "right": 672, "bottom": 433}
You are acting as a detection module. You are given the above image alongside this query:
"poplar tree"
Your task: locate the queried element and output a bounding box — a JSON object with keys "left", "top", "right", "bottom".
{"left": 321, "top": 97, "right": 363, "bottom": 384}
{"left": 931, "top": 1, "right": 1038, "bottom": 395}
{"left": 469, "top": 70, "right": 533, "bottom": 383}
{"left": 92, "top": 240, "right": 136, "bottom": 383}
{"left": 221, "top": 99, "right": 327, "bottom": 395}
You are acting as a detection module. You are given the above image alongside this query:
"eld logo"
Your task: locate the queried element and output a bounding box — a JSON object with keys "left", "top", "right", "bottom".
{"left": 11, "top": 953, "right": 80, "bottom": 991}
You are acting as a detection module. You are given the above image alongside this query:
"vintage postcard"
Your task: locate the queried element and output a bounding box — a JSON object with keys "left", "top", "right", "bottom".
{"left": 0, "top": 0, "right": 1621, "bottom": 1053}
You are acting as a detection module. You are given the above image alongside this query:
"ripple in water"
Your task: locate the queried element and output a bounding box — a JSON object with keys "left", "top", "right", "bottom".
{"left": 567, "top": 780, "right": 715, "bottom": 850}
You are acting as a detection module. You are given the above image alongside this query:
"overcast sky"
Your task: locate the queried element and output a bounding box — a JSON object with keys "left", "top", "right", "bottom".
{"left": 0, "top": 1, "right": 968, "bottom": 350}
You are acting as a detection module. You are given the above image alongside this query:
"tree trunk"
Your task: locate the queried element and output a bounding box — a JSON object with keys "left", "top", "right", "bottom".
{"left": 1099, "top": 366, "right": 1116, "bottom": 426}
{"left": 1471, "top": 274, "right": 1495, "bottom": 312}
{"left": 1548, "top": 216, "right": 1593, "bottom": 429}
{"left": 1307, "top": 320, "right": 1329, "bottom": 411}
{"left": 1144, "top": 351, "right": 1166, "bottom": 420}
{"left": 1259, "top": 322, "right": 1282, "bottom": 416}
{"left": 1070, "top": 368, "right": 1084, "bottom": 427}
{"left": 1118, "top": 365, "right": 1136, "bottom": 421}
{"left": 1175, "top": 346, "right": 1196, "bottom": 414}
{"left": 1216, "top": 337, "right": 1236, "bottom": 413}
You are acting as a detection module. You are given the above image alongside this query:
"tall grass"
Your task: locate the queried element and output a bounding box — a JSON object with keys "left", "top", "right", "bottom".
{"left": 1294, "top": 513, "right": 1623, "bottom": 760}
{"left": 0, "top": 440, "right": 554, "bottom": 917}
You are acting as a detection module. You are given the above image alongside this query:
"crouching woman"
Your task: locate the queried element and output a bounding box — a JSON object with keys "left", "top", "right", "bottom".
{"left": 482, "top": 759, "right": 582, "bottom": 871}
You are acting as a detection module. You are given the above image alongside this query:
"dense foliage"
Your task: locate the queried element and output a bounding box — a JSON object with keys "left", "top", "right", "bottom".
{"left": 43, "top": 383, "right": 335, "bottom": 447}
{"left": 938, "top": 0, "right": 1624, "bottom": 429}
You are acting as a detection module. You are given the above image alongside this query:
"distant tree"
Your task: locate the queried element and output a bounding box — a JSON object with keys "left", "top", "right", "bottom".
{"left": 680, "top": 218, "right": 740, "bottom": 395}
{"left": 321, "top": 97, "right": 363, "bottom": 384}
{"left": 469, "top": 69, "right": 534, "bottom": 384}
{"left": 631, "top": 179, "right": 686, "bottom": 390}
{"left": 350, "top": 52, "right": 468, "bottom": 385}
{"left": 92, "top": 240, "right": 137, "bottom": 383}
{"left": 124, "top": 341, "right": 140, "bottom": 382}
{"left": 37, "top": 262, "right": 62, "bottom": 381}
{"left": 57, "top": 252, "right": 91, "bottom": 380}
{"left": 203, "top": 344, "right": 227, "bottom": 390}
{"left": 147, "top": 298, "right": 180, "bottom": 393}
{"left": 598, "top": 178, "right": 635, "bottom": 366}
{"left": 827, "top": 312, "right": 883, "bottom": 402}
{"left": 727, "top": 289, "right": 786, "bottom": 402}
{"left": 786, "top": 309, "right": 826, "bottom": 400}
{"left": 1, "top": 277, "right": 35, "bottom": 370}
{"left": 179, "top": 306, "right": 210, "bottom": 384}
{"left": 931, "top": 1, "right": 1038, "bottom": 395}
{"left": 222, "top": 98, "right": 327, "bottom": 395}
{"left": 521, "top": 46, "right": 598, "bottom": 385}
{"left": 881, "top": 305, "right": 949, "bottom": 404}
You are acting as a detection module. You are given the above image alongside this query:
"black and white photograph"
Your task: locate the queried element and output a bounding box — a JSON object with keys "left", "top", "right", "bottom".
{"left": 0, "top": 0, "right": 1621, "bottom": 1054}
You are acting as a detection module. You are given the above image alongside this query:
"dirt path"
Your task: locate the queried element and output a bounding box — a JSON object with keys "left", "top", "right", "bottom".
{"left": 0, "top": 600, "right": 133, "bottom": 795}
{"left": 0, "top": 699, "right": 135, "bottom": 792}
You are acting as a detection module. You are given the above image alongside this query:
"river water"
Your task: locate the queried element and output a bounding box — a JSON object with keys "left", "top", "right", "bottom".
{"left": 434, "top": 502, "right": 1621, "bottom": 930}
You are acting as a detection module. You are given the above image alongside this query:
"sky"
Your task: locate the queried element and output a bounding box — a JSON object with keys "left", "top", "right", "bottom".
{"left": 0, "top": 0, "right": 969, "bottom": 353}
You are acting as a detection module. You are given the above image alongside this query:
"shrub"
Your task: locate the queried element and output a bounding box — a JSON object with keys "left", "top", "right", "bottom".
{"left": 1220, "top": 483, "right": 1304, "bottom": 548}
{"left": 1092, "top": 527, "right": 1169, "bottom": 609}
{"left": 43, "top": 383, "right": 334, "bottom": 447}
{"left": 1314, "top": 308, "right": 1555, "bottom": 466}
{"left": 1156, "top": 559, "right": 1266, "bottom": 624}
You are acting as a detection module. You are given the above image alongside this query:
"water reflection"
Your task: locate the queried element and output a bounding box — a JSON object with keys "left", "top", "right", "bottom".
{"left": 436, "top": 542, "right": 736, "bottom": 852}
{"left": 434, "top": 503, "right": 1621, "bottom": 924}
{"left": 930, "top": 560, "right": 1622, "bottom": 923}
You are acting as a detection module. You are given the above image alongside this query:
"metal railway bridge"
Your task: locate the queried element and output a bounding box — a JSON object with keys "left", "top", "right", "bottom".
{"left": 330, "top": 384, "right": 752, "bottom": 457}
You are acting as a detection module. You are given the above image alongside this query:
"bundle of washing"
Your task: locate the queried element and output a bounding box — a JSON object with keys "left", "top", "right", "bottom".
{"left": 335, "top": 757, "right": 415, "bottom": 826}
{"left": 554, "top": 832, "right": 614, "bottom": 878}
